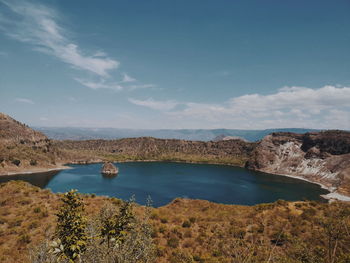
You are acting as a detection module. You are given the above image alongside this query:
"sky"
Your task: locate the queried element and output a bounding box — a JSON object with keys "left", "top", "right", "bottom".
{"left": 0, "top": 0, "right": 349, "bottom": 130}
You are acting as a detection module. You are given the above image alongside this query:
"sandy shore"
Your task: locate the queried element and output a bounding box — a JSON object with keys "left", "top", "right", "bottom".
{"left": 0, "top": 165, "right": 71, "bottom": 176}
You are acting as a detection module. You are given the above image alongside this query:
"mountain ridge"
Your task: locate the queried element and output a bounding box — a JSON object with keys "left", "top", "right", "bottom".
{"left": 35, "top": 126, "right": 321, "bottom": 142}
{"left": 1, "top": 112, "right": 350, "bottom": 200}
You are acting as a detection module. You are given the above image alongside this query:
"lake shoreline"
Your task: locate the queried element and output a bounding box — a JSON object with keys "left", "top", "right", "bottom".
{"left": 1, "top": 159, "right": 349, "bottom": 202}
{"left": 0, "top": 165, "right": 71, "bottom": 176}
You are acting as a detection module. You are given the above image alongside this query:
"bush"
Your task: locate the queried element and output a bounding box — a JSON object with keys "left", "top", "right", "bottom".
{"left": 33, "top": 207, "right": 41, "bottom": 213}
{"left": 28, "top": 221, "right": 39, "bottom": 230}
{"left": 55, "top": 189, "right": 87, "bottom": 261}
{"left": 160, "top": 217, "right": 168, "bottom": 224}
{"left": 159, "top": 225, "right": 167, "bottom": 233}
{"left": 30, "top": 160, "right": 37, "bottom": 166}
{"left": 193, "top": 255, "right": 204, "bottom": 262}
{"left": 167, "top": 237, "right": 180, "bottom": 248}
{"left": 182, "top": 220, "right": 191, "bottom": 228}
{"left": 11, "top": 159, "right": 21, "bottom": 166}
{"left": 18, "top": 233, "right": 31, "bottom": 244}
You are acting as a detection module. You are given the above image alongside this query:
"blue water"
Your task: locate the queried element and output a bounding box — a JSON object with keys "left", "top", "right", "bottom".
{"left": 0, "top": 162, "right": 329, "bottom": 207}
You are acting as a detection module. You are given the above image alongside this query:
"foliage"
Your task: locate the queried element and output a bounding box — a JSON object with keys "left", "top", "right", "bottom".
{"left": 100, "top": 199, "right": 135, "bottom": 248}
{"left": 55, "top": 189, "right": 87, "bottom": 262}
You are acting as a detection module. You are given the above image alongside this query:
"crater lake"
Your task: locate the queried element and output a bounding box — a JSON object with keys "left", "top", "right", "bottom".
{"left": 0, "top": 162, "right": 329, "bottom": 207}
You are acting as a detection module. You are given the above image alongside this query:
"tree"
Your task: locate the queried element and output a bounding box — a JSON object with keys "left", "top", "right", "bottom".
{"left": 55, "top": 189, "right": 87, "bottom": 262}
{"left": 100, "top": 199, "right": 135, "bottom": 249}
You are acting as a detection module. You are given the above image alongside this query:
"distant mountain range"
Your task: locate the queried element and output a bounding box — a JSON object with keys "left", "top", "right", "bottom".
{"left": 34, "top": 127, "right": 320, "bottom": 142}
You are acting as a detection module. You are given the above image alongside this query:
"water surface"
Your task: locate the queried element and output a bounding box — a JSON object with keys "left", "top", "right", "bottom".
{"left": 0, "top": 162, "right": 329, "bottom": 207}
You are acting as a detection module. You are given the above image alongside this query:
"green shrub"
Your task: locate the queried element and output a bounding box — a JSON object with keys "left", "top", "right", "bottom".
{"left": 55, "top": 189, "right": 87, "bottom": 261}
{"left": 33, "top": 207, "right": 41, "bottom": 213}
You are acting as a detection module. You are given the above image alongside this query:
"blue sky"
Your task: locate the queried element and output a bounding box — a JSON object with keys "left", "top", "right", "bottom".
{"left": 0, "top": 0, "right": 349, "bottom": 129}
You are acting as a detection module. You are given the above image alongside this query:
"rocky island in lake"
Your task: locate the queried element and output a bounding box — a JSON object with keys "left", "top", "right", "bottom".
{"left": 101, "top": 162, "right": 119, "bottom": 176}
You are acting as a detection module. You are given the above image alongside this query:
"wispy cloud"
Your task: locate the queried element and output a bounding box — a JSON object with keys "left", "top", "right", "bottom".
{"left": 121, "top": 73, "right": 136, "bottom": 83}
{"left": 0, "top": 0, "right": 118, "bottom": 77}
{"left": 75, "top": 78, "right": 123, "bottom": 91}
{"left": 128, "top": 98, "right": 179, "bottom": 111}
{"left": 129, "top": 86, "right": 350, "bottom": 129}
{"left": 15, "top": 97, "right": 34, "bottom": 104}
{"left": 128, "top": 84, "right": 158, "bottom": 90}
{"left": 0, "top": 0, "right": 155, "bottom": 92}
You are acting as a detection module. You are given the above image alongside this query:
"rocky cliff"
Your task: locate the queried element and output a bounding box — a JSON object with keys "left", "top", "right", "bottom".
{"left": 246, "top": 131, "right": 350, "bottom": 197}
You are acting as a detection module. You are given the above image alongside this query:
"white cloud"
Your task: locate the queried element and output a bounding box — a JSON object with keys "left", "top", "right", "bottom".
{"left": 129, "top": 86, "right": 350, "bottom": 129}
{"left": 128, "top": 84, "right": 157, "bottom": 90}
{"left": 0, "top": 1, "right": 119, "bottom": 77}
{"left": 0, "top": 1, "right": 157, "bottom": 93}
{"left": 15, "top": 97, "right": 34, "bottom": 104}
{"left": 121, "top": 73, "right": 136, "bottom": 83}
{"left": 75, "top": 78, "right": 123, "bottom": 91}
{"left": 128, "top": 98, "right": 179, "bottom": 111}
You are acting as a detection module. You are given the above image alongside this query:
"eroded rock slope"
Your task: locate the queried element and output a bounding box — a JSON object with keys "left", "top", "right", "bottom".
{"left": 246, "top": 131, "right": 350, "bottom": 196}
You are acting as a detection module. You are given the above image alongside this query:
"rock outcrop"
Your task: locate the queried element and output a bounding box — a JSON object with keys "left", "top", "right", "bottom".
{"left": 246, "top": 131, "right": 350, "bottom": 197}
{"left": 101, "top": 162, "right": 118, "bottom": 175}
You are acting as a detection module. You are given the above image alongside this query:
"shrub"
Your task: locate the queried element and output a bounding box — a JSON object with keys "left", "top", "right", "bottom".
{"left": 33, "top": 207, "right": 41, "bottom": 213}
{"left": 159, "top": 225, "right": 167, "bottom": 233}
{"left": 182, "top": 220, "right": 191, "bottom": 228}
{"left": 55, "top": 189, "right": 87, "bottom": 261}
{"left": 160, "top": 217, "right": 168, "bottom": 224}
{"left": 28, "top": 221, "right": 39, "bottom": 230}
{"left": 18, "top": 233, "right": 31, "bottom": 244}
{"left": 11, "top": 159, "right": 21, "bottom": 166}
{"left": 167, "top": 237, "right": 180, "bottom": 248}
{"left": 193, "top": 255, "right": 204, "bottom": 262}
{"left": 30, "top": 159, "right": 37, "bottom": 166}
{"left": 189, "top": 217, "right": 196, "bottom": 223}
{"left": 40, "top": 209, "right": 49, "bottom": 218}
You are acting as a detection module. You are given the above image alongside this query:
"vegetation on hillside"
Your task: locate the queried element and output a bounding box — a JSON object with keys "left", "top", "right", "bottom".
{"left": 1, "top": 181, "right": 350, "bottom": 263}
{"left": 55, "top": 137, "right": 255, "bottom": 167}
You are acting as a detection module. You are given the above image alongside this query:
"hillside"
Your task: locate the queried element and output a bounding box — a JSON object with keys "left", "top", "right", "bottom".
{"left": 246, "top": 131, "right": 350, "bottom": 197}
{"left": 55, "top": 137, "right": 255, "bottom": 166}
{"left": 1, "top": 113, "right": 350, "bottom": 200}
{"left": 0, "top": 113, "right": 63, "bottom": 175}
{"left": 0, "top": 181, "right": 350, "bottom": 263}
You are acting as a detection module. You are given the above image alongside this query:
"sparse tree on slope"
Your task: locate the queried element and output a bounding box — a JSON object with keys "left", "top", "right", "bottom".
{"left": 55, "top": 189, "right": 87, "bottom": 262}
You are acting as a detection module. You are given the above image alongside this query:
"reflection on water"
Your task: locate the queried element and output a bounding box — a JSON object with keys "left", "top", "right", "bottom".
{"left": 101, "top": 173, "right": 118, "bottom": 179}
{"left": 0, "top": 170, "right": 59, "bottom": 188}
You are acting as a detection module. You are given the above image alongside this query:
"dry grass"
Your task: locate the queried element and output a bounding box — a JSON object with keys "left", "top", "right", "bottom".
{"left": 0, "top": 181, "right": 350, "bottom": 263}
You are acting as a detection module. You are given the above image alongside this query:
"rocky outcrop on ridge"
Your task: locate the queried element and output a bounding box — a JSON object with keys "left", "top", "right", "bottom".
{"left": 246, "top": 131, "right": 350, "bottom": 196}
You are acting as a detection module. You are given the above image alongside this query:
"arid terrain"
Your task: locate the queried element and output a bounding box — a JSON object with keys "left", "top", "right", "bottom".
{"left": 1, "top": 113, "right": 350, "bottom": 262}
{"left": 0, "top": 181, "right": 350, "bottom": 263}
{"left": 2, "top": 112, "right": 349, "bottom": 199}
